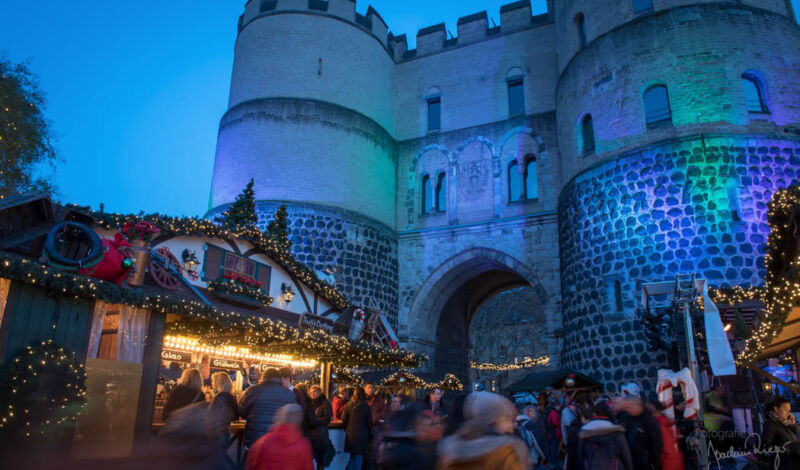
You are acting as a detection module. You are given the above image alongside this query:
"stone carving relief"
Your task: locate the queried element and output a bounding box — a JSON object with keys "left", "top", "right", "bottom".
{"left": 457, "top": 141, "right": 493, "bottom": 201}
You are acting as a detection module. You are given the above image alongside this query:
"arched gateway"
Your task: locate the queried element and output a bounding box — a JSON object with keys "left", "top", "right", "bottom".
{"left": 400, "top": 247, "right": 558, "bottom": 384}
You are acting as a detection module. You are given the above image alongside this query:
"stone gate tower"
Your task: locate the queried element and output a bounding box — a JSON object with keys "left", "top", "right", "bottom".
{"left": 209, "top": 0, "right": 800, "bottom": 392}
{"left": 209, "top": 0, "right": 400, "bottom": 322}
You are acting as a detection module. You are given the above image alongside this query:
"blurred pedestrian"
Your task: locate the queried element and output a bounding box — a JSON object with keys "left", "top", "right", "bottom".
{"left": 246, "top": 403, "right": 314, "bottom": 470}
{"left": 437, "top": 391, "right": 531, "bottom": 470}
{"left": 515, "top": 406, "right": 546, "bottom": 466}
{"left": 544, "top": 395, "right": 561, "bottom": 468}
{"left": 423, "top": 387, "right": 446, "bottom": 422}
{"left": 154, "top": 401, "right": 223, "bottom": 470}
{"left": 365, "top": 382, "right": 386, "bottom": 425}
{"left": 309, "top": 385, "right": 333, "bottom": 470}
{"left": 332, "top": 386, "right": 347, "bottom": 421}
{"left": 565, "top": 403, "right": 592, "bottom": 470}
{"left": 240, "top": 368, "right": 298, "bottom": 449}
{"left": 208, "top": 372, "right": 239, "bottom": 444}
{"left": 163, "top": 368, "right": 205, "bottom": 422}
{"left": 342, "top": 386, "right": 374, "bottom": 470}
{"left": 377, "top": 394, "right": 421, "bottom": 470}
{"left": 762, "top": 397, "right": 800, "bottom": 470}
{"left": 443, "top": 393, "right": 467, "bottom": 437}
{"left": 561, "top": 399, "right": 577, "bottom": 447}
{"left": 650, "top": 401, "right": 684, "bottom": 470}
{"left": 295, "top": 382, "right": 319, "bottom": 438}
{"left": 576, "top": 399, "right": 632, "bottom": 470}
{"left": 613, "top": 389, "right": 662, "bottom": 470}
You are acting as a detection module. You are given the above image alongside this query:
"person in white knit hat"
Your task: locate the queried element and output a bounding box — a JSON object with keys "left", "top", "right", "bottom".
{"left": 436, "top": 391, "right": 531, "bottom": 470}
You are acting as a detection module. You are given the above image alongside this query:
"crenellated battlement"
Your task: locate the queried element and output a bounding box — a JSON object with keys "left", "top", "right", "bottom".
{"left": 240, "top": 0, "right": 390, "bottom": 48}
{"left": 239, "top": 0, "right": 552, "bottom": 62}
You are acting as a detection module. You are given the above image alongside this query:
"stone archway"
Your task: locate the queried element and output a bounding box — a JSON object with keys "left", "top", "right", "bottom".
{"left": 401, "top": 247, "right": 551, "bottom": 379}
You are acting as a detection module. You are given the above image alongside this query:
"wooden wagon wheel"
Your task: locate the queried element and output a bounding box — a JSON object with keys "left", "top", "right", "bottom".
{"left": 149, "top": 248, "right": 181, "bottom": 290}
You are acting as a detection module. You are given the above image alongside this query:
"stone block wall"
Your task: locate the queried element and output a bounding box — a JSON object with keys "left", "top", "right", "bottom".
{"left": 208, "top": 201, "right": 399, "bottom": 326}
{"left": 559, "top": 135, "right": 800, "bottom": 393}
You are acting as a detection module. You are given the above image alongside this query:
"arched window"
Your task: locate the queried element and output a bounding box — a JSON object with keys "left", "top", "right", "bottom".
{"left": 524, "top": 154, "right": 538, "bottom": 200}
{"left": 509, "top": 156, "right": 538, "bottom": 201}
{"left": 508, "top": 161, "right": 523, "bottom": 202}
{"left": 614, "top": 280, "right": 623, "bottom": 312}
{"left": 741, "top": 74, "right": 767, "bottom": 113}
{"left": 435, "top": 171, "right": 446, "bottom": 212}
{"left": 575, "top": 13, "right": 586, "bottom": 48}
{"left": 421, "top": 174, "right": 432, "bottom": 214}
{"left": 581, "top": 114, "right": 595, "bottom": 154}
{"left": 643, "top": 85, "right": 671, "bottom": 126}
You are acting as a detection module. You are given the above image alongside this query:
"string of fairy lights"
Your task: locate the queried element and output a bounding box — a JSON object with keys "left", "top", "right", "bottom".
{"left": 163, "top": 335, "right": 317, "bottom": 369}
{"left": 0, "top": 341, "right": 86, "bottom": 439}
{"left": 708, "top": 186, "right": 800, "bottom": 367}
{"left": 470, "top": 354, "right": 551, "bottom": 371}
{"left": 377, "top": 371, "right": 464, "bottom": 391}
{"left": 206, "top": 278, "right": 274, "bottom": 307}
{"left": 77, "top": 208, "right": 350, "bottom": 310}
{"left": 0, "top": 254, "right": 425, "bottom": 369}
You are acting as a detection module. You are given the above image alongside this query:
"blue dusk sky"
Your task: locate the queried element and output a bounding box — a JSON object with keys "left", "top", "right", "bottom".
{"left": 0, "top": 1, "right": 795, "bottom": 217}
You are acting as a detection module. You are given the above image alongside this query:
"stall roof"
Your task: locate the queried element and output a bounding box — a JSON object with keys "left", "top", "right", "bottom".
{"left": 506, "top": 370, "right": 601, "bottom": 393}
{"left": 758, "top": 307, "right": 800, "bottom": 359}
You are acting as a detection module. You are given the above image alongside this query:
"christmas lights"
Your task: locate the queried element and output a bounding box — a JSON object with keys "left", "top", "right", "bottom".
{"left": 0, "top": 255, "right": 425, "bottom": 369}
{"left": 708, "top": 186, "right": 800, "bottom": 366}
{"left": 163, "top": 335, "right": 317, "bottom": 369}
{"left": 377, "top": 370, "right": 464, "bottom": 391}
{"left": 470, "top": 355, "right": 551, "bottom": 371}
{"left": 0, "top": 340, "right": 86, "bottom": 440}
{"left": 207, "top": 277, "right": 273, "bottom": 307}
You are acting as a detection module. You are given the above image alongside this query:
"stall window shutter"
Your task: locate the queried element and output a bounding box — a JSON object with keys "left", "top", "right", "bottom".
{"left": 203, "top": 244, "right": 224, "bottom": 281}
{"left": 256, "top": 264, "right": 271, "bottom": 293}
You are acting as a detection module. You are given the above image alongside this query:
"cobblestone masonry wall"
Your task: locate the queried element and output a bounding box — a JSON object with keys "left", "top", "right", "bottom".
{"left": 559, "top": 136, "right": 800, "bottom": 393}
{"left": 208, "top": 201, "right": 399, "bottom": 326}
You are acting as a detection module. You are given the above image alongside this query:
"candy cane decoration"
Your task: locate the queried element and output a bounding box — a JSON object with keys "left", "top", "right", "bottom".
{"left": 657, "top": 368, "right": 700, "bottom": 420}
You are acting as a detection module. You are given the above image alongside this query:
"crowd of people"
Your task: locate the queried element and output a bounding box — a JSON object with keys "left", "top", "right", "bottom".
{"left": 155, "top": 368, "right": 799, "bottom": 470}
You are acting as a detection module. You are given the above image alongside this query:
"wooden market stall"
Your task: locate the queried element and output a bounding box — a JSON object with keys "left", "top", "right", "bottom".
{"left": 0, "top": 194, "right": 423, "bottom": 466}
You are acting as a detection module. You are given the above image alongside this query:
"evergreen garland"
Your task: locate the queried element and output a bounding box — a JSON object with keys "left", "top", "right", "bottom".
{"left": 0, "top": 341, "right": 86, "bottom": 441}
{"left": 215, "top": 179, "right": 258, "bottom": 231}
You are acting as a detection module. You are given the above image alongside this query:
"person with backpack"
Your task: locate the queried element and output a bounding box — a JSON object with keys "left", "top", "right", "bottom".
{"left": 544, "top": 396, "right": 562, "bottom": 469}
{"left": 515, "top": 407, "right": 546, "bottom": 466}
{"left": 577, "top": 399, "right": 633, "bottom": 470}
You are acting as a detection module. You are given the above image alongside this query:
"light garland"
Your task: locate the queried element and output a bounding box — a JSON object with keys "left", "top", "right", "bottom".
{"left": 163, "top": 335, "right": 317, "bottom": 369}
{"left": 0, "top": 341, "right": 86, "bottom": 439}
{"left": 0, "top": 255, "right": 425, "bottom": 369}
{"left": 207, "top": 278, "right": 273, "bottom": 307}
{"left": 733, "top": 187, "right": 800, "bottom": 366}
{"left": 470, "top": 354, "right": 550, "bottom": 371}
{"left": 377, "top": 370, "right": 464, "bottom": 391}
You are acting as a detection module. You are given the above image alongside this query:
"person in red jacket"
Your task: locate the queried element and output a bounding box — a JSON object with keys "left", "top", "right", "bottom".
{"left": 246, "top": 403, "right": 314, "bottom": 470}
{"left": 652, "top": 401, "right": 685, "bottom": 470}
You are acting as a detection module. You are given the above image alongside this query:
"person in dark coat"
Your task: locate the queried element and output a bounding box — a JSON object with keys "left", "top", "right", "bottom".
{"left": 163, "top": 368, "right": 206, "bottom": 422}
{"left": 762, "top": 397, "right": 800, "bottom": 470}
{"left": 240, "top": 368, "right": 298, "bottom": 448}
{"left": 208, "top": 372, "right": 239, "bottom": 444}
{"left": 342, "top": 386, "right": 374, "bottom": 470}
{"left": 577, "top": 400, "right": 633, "bottom": 470}
{"left": 365, "top": 382, "right": 386, "bottom": 425}
{"left": 309, "top": 385, "right": 333, "bottom": 470}
{"left": 296, "top": 382, "right": 319, "bottom": 438}
{"left": 565, "top": 403, "right": 592, "bottom": 470}
{"left": 443, "top": 393, "right": 467, "bottom": 437}
{"left": 377, "top": 393, "right": 421, "bottom": 470}
{"left": 613, "top": 394, "right": 663, "bottom": 470}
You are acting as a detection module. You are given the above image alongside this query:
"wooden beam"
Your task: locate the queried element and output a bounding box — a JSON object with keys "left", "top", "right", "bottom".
{"left": 749, "top": 365, "right": 800, "bottom": 394}
{"left": 133, "top": 311, "right": 166, "bottom": 455}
